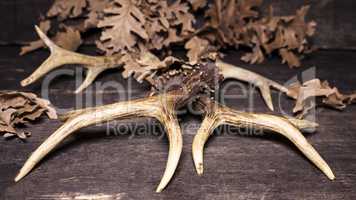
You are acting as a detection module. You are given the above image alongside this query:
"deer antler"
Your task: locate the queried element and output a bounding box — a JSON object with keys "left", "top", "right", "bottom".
{"left": 14, "top": 94, "right": 183, "bottom": 193}
{"left": 21, "top": 26, "right": 123, "bottom": 93}
{"left": 192, "top": 98, "right": 335, "bottom": 180}
{"left": 216, "top": 60, "right": 289, "bottom": 111}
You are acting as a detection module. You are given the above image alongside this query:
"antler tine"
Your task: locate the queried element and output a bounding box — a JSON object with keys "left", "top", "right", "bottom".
{"left": 155, "top": 98, "right": 183, "bottom": 192}
{"left": 192, "top": 99, "right": 335, "bottom": 180}
{"left": 15, "top": 94, "right": 183, "bottom": 192}
{"left": 216, "top": 60, "right": 289, "bottom": 111}
{"left": 21, "top": 26, "right": 123, "bottom": 93}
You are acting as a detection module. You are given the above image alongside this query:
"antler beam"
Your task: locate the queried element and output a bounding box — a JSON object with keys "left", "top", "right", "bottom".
{"left": 21, "top": 26, "right": 123, "bottom": 93}
{"left": 192, "top": 98, "right": 335, "bottom": 180}
{"left": 216, "top": 60, "right": 289, "bottom": 111}
{"left": 15, "top": 94, "right": 183, "bottom": 193}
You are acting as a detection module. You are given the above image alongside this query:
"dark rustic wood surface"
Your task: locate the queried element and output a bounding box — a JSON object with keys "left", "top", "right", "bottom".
{"left": 0, "top": 45, "right": 355, "bottom": 200}
{"left": 1, "top": 0, "right": 356, "bottom": 49}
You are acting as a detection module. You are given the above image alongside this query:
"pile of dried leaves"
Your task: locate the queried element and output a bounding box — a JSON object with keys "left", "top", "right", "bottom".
{"left": 19, "top": 0, "right": 355, "bottom": 119}
{"left": 0, "top": 91, "right": 57, "bottom": 140}
{"left": 21, "top": 0, "right": 316, "bottom": 68}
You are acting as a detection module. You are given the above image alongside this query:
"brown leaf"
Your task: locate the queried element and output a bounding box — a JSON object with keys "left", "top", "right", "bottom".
{"left": 47, "top": 0, "right": 87, "bottom": 20}
{"left": 185, "top": 36, "right": 210, "bottom": 64}
{"left": 241, "top": 46, "right": 264, "bottom": 64}
{"left": 0, "top": 91, "right": 57, "bottom": 140}
{"left": 98, "top": 0, "right": 149, "bottom": 52}
{"left": 287, "top": 79, "right": 356, "bottom": 118}
{"left": 167, "top": 1, "right": 196, "bottom": 35}
{"left": 121, "top": 48, "right": 179, "bottom": 84}
{"left": 238, "top": 0, "right": 263, "bottom": 19}
{"left": 163, "top": 29, "right": 183, "bottom": 47}
{"left": 189, "top": 0, "right": 207, "bottom": 10}
{"left": 53, "top": 26, "right": 83, "bottom": 52}
{"left": 84, "top": 0, "right": 113, "bottom": 29}
{"left": 279, "top": 48, "right": 301, "bottom": 68}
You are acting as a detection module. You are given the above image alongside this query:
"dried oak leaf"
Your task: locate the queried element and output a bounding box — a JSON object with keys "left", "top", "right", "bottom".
{"left": 139, "top": 0, "right": 195, "bottom": 50}
{"left": 241, "top": 45, "right": 265, "bottom": 64}
{"left": 20, "top": 26, "right": 82, "bottom": 55}
{"left": 54, "top": 26, "right": 83, "bottom": 52}
{"left": 287, "top": 79, "right": 356, "bottom": 118}
{"left": 0, "top": 91, "right": 57, "bottom": 140}
{"left": 189, "top": 0, "right": 207, "bottom": 10}
{"left": 166, "top": 1, "right": 196, "bottom": 35}
{"left": 185, "top": 36, "right": 211, "bottom": 64}
{"left": 238, "top": 0, "right": 263, "bottom": 19}
{"left": 98, "top": 0, "right": 149, "bottom": 53}
{"left": 47, "top": 0, "right": 87, "bottom": 20}
{"left": 85, "top": 0, "right": 113, "bottom": 29}
{"left": 279, "top": 48, "right": 301, "bottom": 68}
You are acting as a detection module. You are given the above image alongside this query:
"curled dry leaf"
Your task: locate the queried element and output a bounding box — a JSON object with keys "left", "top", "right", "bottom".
{"left": 287, "top": 79, "right": 356, "bottom": 118}
{"left": 121, "top": 47, "right": 180, "bottom": 84}
{"left": 0, "top": 91, "right": 57, "bottom": 140}
{"left": 185, "top": 36, "right": 211, "bottom": 64}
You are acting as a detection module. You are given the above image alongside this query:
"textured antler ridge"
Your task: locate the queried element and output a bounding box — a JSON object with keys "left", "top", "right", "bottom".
{"left": 15, "top": 94, "right": 183, "bottom": 192}
{"left": 21, "top": 26, "right": 123, "bottom": 93}
{"left": 192, "top": 99, "right": 335, "bottom": 180}
{"left": 216, "top": 60, "right": 289, "bottom": 111}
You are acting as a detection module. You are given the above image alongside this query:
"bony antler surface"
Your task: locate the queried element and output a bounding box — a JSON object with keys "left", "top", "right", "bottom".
{"left": 14, "top": 94, "right": 183, "bottom": 193}
{"left": 192, "top": 97, "right": 335, "bottom": 180}
{"left": 216, "top": 60, "right": 289, "bottom": 111}
{"left": 21, "top": 26, "right": 123, "bottom": 93}
{"left": 16, "top": 63, "right": 221, "bottom": 192}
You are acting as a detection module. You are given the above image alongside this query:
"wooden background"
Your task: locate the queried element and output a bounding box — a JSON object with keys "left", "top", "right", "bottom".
{"left": 0, "top": 1, "right": 356, "bottom": 200}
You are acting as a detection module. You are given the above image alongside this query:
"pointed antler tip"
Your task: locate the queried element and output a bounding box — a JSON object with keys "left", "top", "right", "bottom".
{"left": 155, "top": 188, "right": 163, "bottom": 193}
{"left": 323, "top": 166, "right": 335, "bottom": 180}
{"left": 21, "top": 78, "right": 32, "bottom": 87}
{"left": 14, "top": 173, "right": 24, "bottom": 182}
{"left": 196, "top": 164, "right": 204, "bottom": 175}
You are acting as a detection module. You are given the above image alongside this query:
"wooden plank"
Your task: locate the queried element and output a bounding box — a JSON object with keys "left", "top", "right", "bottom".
{"left": 0, "top": 46, "right": 356, "bottom": 199}
{"left": 0, "top": 0, "right": 356, "bottom": 49}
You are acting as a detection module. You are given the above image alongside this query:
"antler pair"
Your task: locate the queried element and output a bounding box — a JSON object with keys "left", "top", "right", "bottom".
{"left": 15, "top": 27, "right": 335, "bottom": 192}
{"left": 14, "top": 92, "right": 335, "bottom": 192}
